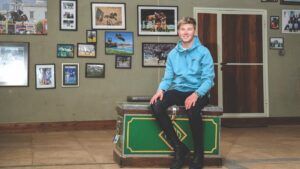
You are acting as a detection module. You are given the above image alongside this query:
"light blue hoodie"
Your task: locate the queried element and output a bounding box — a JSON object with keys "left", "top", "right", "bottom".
{"left": 158, "top": 36, "right": 215, "bottom": 97}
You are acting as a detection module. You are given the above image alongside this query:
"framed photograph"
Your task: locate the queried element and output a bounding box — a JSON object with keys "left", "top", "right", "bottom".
{"left": 0, "top": 42, "right": 29, "bottom": 86}
{"left": 270, "top": 16, "right": 280, "bottom": 29}
{"left": 57, "top": 44, "right": 74, "bottom": 58}
{"left": 115, "top": 55, "right": 131, "bottom": 69}
{"left": 91, "top": 2, "right": 126, "bottom": 30}
{"left": 86, "top": 30, "right": 97, "bottom": 43}
{"left": 282, "top": 9, "right": 300, "bottom": 33}
{"left": 105, "top": 31, "right": 134, "bottom": 55}
{"left": 77, "top": 43, "right": 96, "bottom": 58}
{"left": 270, "top": 37, "right": 284, "bottom": 50}
{"left": 261, "top": 0, "right": 278, "bottom": 2}
{"left": 62, "top": 63, "right": 79, "bottom": 87}
{"left": 0, "top": 0, "right": 47, "bottom": 35}
{"left": 60, "top": 0, "right": 77, "bottom": 31}
{"left": 280, "top": 0, "right": 300, "bottom": 5}
{"left": 35, "top": 64, "right": 55, "bottom": 89}
{"left": 86, "top": 63, "right": 105, "bottom": 78}
{"left": 142, "top": 43, "right": 176, "bottom": 67}
{"left": 137, "top": 6, "right": 178, "bottom": 36}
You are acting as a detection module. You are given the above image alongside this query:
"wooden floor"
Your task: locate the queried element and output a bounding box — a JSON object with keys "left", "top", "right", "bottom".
{"left": 0, "top": 125, "right": 299, "bottom": 169}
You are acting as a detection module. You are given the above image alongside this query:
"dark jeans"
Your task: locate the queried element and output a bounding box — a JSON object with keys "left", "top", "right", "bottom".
{"left": 150, "top": 90, "right": 209, "bottom": 159}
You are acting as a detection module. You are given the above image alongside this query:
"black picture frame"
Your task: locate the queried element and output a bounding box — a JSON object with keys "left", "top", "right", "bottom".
{"left": 137, "top": 5, "right": 178, "bottom": 36}
{"left": 91, "top": 2, "right": 126, "bottom": 30}
{"left": 280, "top": 0, "right": 300, "bottom": 5}
{"left": 86, "top": 30, "right": 97, "bottom": 43}
{"left": 115, "top": 55, "right": 131, "bottom": 69}
{"left": 269, "top": 37, "right": 284, "bottom": 50}
{"left": 0, "top": 42, "right": 29, "bottom": 87}
{"left": 142, "top": 42, "right": 176, "bottom": 67}
{"left": 85, "top": 63, "right": 105, "bottom": 78}
{"left": 57, "top": 44, "right": 75, "bottom": 58}
{"left": 60, "top": 0, "right": 78, "bottom": 31}
{"left": 62, "top": 63, "right": 79, "bottom": 87}
{"left": 35, "top": 64, "right": 56, "bottom": 89}
{"left": 270, "top": 16, "right": 280, "bottom": 29}
{"left": 105, "top": 31, "right": 134, "bottom": 55}
{"left": 77, "top": 43, "right": 96, "bottom": 58}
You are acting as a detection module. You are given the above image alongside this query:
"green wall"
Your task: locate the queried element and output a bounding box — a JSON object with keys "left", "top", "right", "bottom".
{"left": 0, "top": 0, "right": 299, "bottom": 123}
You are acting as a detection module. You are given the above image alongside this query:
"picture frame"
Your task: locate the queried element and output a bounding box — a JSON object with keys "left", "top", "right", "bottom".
{"left": 282, "top": 9, "right": 300, "bottom": 33}
{"left": 35, "top": 64, "right": 56, "bottom": 89}
{"left": 86, "top": 30, "right": 97, "bottom": 43}
{"left": 137, "top": 5, "right": 178, "bottom": 36}
{"left": 270, "top": 16, "right": 280, "bottom": 29}
{"left": 105, "top": 31, "right": 134, "bottom": 55}
{"left": 60, "top": 0, "right": 77, "bottom": 31}
{"left": 269, "top": 37, "right": 284, "bottom": 50}
{"left": 91, "top": 2, "right": 126, "bottom": 30}
{"left": 261, "top": 0, "right": 278, "bottom": 2}
{"left": 57, "top": 44, "right": 74, "bottom": 58}
{"left": 0, "top": 0, "right": 47, "bottom": 35}
{"left": 142, "top": 42, "right": 176, "bottom": 67}
{"left": 115, "top": 55, "right": 131, "bottom": 69}
{"left": 77, "top": 43, "right": 96, "bottom": 58}
{"left": 86, "top": 63, "right": 105, "bottom": 78}
{"left": 0, "top": 42, "right": 29, "bottom": 86}
{"left": 62, "top": 63, "right": 79, "bottom": 87}
{"left": 280, "top": 0, "right": 300, "bottom": 5}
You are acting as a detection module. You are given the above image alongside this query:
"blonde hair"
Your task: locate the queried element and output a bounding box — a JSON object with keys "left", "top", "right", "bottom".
{"left": 177, "top": 17, "right": 196, "bottom": 29}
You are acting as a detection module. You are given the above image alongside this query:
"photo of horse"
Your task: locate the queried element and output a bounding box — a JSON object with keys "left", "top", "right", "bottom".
{"left": 91, "top": 3, "right": 126, "bottom": 30}
{"left": 105, "top": 31, "right": 134, "bottom": 55}
{"left": 0, "top": 0, "right": 47, "bottom": 35}
{"left": 138, "top": 6, "right": 178, "bottom": 35}
{"left": 77, "top": 43, "right": 96, "bottom": 58}
{"left": 142, "top": 43, "right": 176, "bottom": 67}
{"left": 86, "top": 63, "right": 105, "bottom": 78}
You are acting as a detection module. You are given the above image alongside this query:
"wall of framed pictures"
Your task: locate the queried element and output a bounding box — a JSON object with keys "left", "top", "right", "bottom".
{"left": 0, "top": 0, "right": 299, "bottom": 123}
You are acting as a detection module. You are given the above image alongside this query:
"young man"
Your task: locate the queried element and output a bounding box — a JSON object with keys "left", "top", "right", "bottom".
{"left": 150, "top": 17, "right": 215, "bottom": 169}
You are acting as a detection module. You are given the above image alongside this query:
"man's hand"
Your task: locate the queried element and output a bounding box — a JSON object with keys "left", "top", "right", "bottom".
{"left": 150, "top": 90, "right": 164, "bottom": 104}
{"left": 185, "top": 92, "right": 199, "bottom": 109}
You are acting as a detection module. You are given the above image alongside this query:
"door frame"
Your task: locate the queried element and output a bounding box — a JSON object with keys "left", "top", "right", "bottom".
{"left": 194, "top": 8, "right": 269, "bottom": 118}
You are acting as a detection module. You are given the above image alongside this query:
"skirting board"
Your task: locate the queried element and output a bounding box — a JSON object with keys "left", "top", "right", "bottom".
{"left": 0, "top": 120, "right": 116, "bottom": 133}
{"left": 222, "top": 117, "right": 300, "bottom": 128}
{"left": 0, "top": 117, "right": 299, "bottom": 133}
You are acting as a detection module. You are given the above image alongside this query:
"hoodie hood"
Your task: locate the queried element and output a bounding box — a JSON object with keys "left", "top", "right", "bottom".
{"left": 175, "top": 36, "right": 202, "bottom": 53}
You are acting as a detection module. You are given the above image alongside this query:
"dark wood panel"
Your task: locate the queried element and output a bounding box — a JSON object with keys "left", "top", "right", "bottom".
{"left": 0, "top": 120, "right": 116, "bottom": 133}
{"left": 209, "top": 66, "right": 218, "bottom": 105}
{"left": 222, "top": 14, "right": 263, "bottom": 63}
{"left": 222, "top": 117, "right": 300, "bottom": 127}
{"left": 222, "top": 65, "right": 264, "bottom": 113}
{"left": 197, "top": 13, "right": 218, "bottom": 63}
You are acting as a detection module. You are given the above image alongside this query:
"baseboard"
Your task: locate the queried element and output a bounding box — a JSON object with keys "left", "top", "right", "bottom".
{"left": 222, "top": 117, "right": 300, "bottom": 128}
{"left": 0, "top": 117, "right": 299, "bottom": 133}
{"left": 0, "top": 120, "right": 116, "bottom": 133}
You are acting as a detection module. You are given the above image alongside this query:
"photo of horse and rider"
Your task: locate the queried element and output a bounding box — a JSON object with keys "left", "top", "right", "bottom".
{"left": 92, "top": 3, "right": 126, "bottom": 30}
{"left": 0, "top": 0, "right": 47, "bottom": 34}
{"left": 142, "top": 43, "right": 176, "bottom": 67}
{"left": 138, "top": 6, "right": 178, "bottom": 35}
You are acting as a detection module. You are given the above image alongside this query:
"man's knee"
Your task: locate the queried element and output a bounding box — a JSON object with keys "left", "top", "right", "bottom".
{"left": 150, "top": 100, "right": 165, "bottom": 116}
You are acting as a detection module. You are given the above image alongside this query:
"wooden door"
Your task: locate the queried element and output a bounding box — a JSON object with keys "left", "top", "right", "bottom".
{"left": 197, "top": 12, "right": 265, "bottom": 115}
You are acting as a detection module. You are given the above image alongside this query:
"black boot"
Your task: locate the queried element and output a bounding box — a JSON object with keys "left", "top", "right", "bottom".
{"left": 189, "top": 154, "right": 203, "bottom": 169}
{"left": 170, "top": 143, "right": 190, "bottom": 169}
